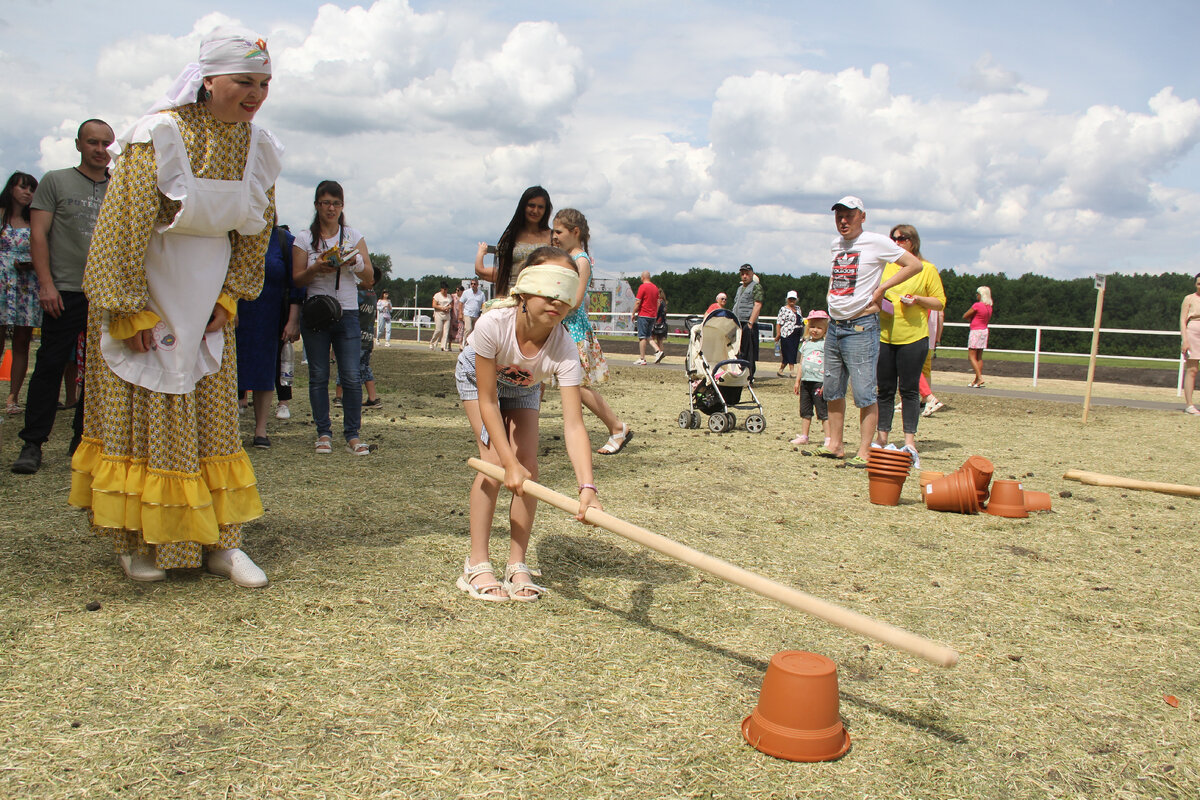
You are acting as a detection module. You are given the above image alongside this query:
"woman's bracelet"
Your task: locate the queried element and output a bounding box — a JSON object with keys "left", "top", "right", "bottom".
{"left": 578, "top": 483, "right": 598, "bottom": 495}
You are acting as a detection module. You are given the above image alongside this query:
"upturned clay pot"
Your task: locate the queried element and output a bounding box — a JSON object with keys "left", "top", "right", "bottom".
{"left": 742, "top": 651, "right": 851, "bottom": 762}
{"left": 986, "top": 479, "right": 1028, "bottom": 518}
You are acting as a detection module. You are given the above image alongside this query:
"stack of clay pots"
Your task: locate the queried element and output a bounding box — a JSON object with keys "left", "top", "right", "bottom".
{"left": 865, "top": 448, "right": 913, "bottom": 506}
{"left": 922, "top": 455, "right": 1053, "bottom": 515}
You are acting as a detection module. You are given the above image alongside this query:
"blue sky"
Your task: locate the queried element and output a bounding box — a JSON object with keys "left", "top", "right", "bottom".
{"left": 2, "top": 0, "right": 1198, "bottom": 281}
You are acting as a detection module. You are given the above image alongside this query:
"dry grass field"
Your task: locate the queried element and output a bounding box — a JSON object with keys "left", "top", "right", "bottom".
{"left": 1, "top": 344, "right": 1197, "bottom": 799}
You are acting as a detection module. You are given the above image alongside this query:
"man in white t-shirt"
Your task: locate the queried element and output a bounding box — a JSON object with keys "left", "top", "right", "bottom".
{"left": 808, "top": 196, "right": 923, "bottom": 466}
{"left": 461, "top": 278, "right": 486, "bottom": 342}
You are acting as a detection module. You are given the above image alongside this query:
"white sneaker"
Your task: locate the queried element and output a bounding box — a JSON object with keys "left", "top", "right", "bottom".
{"left": 118, "top": 553, "right": 166, "bottom": 582}
{"left": 654, "top": 350, "right": 666, "bottom": 364}
{"left": 206, "top": 548, "right": 268, "bottom": 588}
{"left": 275, "top": 404, "right": 291, "bottom": 420}
{"left": 634, "top": 358, "right": 647, "bottom": 365}
{"left": 900, "top": 444, "right": 921, "bottom": 469}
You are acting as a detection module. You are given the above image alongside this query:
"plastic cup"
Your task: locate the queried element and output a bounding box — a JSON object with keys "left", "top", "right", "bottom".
{"left": 742, "top": 651, "right": 851, "bottom": 762}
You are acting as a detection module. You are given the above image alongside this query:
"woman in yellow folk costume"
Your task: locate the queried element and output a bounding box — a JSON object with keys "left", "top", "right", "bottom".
{"left": 70, "top": 27, "right": 283, "bottom": 587}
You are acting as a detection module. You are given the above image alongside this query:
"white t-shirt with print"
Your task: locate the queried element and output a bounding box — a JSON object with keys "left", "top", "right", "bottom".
{"left": 294, "top": 225, "right": 366, "bottom": 311}
{"left": 827, "top": 231, "right": 906, "bottom": 320}
{"left": 471, "top": 306, "right": 582, "bottom": 388}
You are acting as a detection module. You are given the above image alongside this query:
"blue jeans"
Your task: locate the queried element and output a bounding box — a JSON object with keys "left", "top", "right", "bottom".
{"left": 301, "top": 312, "right": 362, "bottom": 441}
{"left": 822, "top": 313, "right": 879, "bottom": 407}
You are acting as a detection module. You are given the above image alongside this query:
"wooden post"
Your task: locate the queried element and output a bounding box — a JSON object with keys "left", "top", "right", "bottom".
{"left": 468, "top": 457, "right": 959, "bottom": 667}
{"left": 1082, "top": 275, "right": 1106, "bottom": 423}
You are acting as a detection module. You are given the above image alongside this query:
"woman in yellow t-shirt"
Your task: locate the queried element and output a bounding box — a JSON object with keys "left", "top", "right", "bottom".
{"left": 874, "top": 225, "right": 946, "bottom": 466}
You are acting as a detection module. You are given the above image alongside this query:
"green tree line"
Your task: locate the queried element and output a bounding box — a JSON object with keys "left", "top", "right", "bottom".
{"left": 369, "top": 252, "right": 1191, "bottom": 358}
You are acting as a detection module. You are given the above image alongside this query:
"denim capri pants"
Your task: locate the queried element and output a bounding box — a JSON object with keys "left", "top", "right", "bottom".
{"left": 455, "top": 347, "right": 541, "bottom": 411}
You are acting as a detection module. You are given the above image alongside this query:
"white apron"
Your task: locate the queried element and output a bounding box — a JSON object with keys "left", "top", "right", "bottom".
{"left": 101, "top": 114, "right": 283, "bottom": 395}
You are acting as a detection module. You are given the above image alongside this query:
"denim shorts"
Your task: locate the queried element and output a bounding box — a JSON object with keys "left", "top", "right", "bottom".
{"left": 636, "top": 316, "right": 654, "bottom": 339}
{"left": 454, "top": 347, "right": 541, "bottom": 411}
{"left": 822, "top": 313, "right": 879, "bottom": 407}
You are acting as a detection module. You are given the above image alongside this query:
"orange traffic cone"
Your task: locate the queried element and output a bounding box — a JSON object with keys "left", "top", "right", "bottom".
{"left": 0, "top": 349, "right": 11, "bottom": 381}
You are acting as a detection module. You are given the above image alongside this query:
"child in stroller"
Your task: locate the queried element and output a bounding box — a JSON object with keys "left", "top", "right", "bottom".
{"left": 677, "top": 308, "right": 766, "bottom": 433}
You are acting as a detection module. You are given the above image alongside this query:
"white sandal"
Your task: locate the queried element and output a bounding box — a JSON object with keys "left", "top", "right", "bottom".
{"left": 503, "top": 562, "right": 548, "bottom": 602}
{"left": 597, "top": 424, "right": 632, "bottom": 455}
{"left": 456, "top": 558, "right": 508, "bottom": 602}
{"left": 315, "top": 436, "right": 333, "bottom": 454}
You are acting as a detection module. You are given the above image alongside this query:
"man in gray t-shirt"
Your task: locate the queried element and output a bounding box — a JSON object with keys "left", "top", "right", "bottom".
{"left": 13, "top": 119, "right": 114, "bottom": 475}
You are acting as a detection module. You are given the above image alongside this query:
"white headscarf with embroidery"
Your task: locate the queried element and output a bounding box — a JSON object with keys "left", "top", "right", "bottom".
{"left": 147, "top": 25, "right": 272, "bottom": 116}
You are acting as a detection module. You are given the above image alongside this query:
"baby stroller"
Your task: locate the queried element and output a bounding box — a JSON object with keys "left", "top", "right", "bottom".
{"left": 678, "top": 308, "right": 766, "bottom": 433}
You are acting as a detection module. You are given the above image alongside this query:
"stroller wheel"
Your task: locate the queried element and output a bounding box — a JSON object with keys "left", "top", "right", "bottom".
{"left": 725, "top": 412, "right": 736, "bottom": 430}
{"left": 745, "top": 413, "right": 766, "bottom": 434}
{"left": 708, "top": 412, "right": 730, "bottom": 433}
{"left": 690, "top": 411, "right": 702, "bottom": 429}
{"left": 678, "top": 410, "right": 693, "bottom": 429}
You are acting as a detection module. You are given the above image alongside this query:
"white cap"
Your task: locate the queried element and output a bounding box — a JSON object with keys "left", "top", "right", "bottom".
{"left": 831, "top": 195, "right": 865, "bottom": 212}
{"left": 786, "top": 290, "right": 798, "bottom": 300}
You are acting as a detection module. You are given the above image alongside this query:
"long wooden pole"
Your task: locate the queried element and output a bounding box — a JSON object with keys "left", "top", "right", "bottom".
{"left": 469, "top": 457, "right": 959, "bottom": 667}
{"left": 1063, "top": 469, "right": 1200, "bottom": 498}
{"left": 1082, "top": 278, "right": 1106, "bottom": 423}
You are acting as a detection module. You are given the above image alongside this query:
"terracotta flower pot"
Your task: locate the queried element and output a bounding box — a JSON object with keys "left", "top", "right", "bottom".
{"left": 867, "top": 449, "right": 912, "bottom": 467}
{"left": 961, "top": 456, "right": 994, "bottom": 493}
{"left": 868, "top": 471, "right": 906, "bottom": 505}
{"left": 986, "top": 479, "right": 1028, "bottom": 518}
{"left": 925, "top": 471, "right": 979, "bottom": 514}
{"left": 1023, "top": 490, "right": 1052, "bottom": 512}
{"left": 742, "top": 651, "right": 851, "bottom": 762}
{"left": 918, "top": 471, "right": 944, "bottom": 490}
{"left": 866, "top": 462, "right": 911, "bottom": 477}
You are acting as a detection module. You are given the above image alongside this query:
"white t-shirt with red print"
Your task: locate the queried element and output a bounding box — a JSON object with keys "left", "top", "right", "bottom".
{"left": 471, "top": 306, "right": 582, "bottom": 389}
{"left": 827, "top": 231, "right": 906, "bottom": 320}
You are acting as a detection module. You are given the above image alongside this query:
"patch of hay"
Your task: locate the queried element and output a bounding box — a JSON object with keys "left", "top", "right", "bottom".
{"left": 1, "top": 346, "right": 1197, "bottom": 798}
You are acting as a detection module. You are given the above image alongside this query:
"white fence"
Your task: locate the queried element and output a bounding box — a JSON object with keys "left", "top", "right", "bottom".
{"left": 385, "top": 307, "right": 1188, "bottom": 393}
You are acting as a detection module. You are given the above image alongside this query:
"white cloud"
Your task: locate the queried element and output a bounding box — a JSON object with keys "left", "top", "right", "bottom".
{"left": 4, "top": 1, "right": 1200, "bottom": 285}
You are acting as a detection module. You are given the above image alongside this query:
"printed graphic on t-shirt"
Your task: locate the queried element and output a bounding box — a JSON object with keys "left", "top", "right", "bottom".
{"left": 497, "top": 364, "right": 535, "bottom": 387}
{"left": 831, "top": 250, "right": 860, "bottom": 297}
{"left": 802, "top": 347, "right": 823, "bottom": 368}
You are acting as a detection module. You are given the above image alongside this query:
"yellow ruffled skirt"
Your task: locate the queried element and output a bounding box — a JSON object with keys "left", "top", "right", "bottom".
{"left": 70, "top": 313, "right": 263, "bottom": 569}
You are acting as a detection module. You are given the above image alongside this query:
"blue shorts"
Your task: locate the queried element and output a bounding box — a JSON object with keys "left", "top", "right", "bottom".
{"left": 454, "top": 347, "right": 541, "bottom": 411}
{"left": 822, "top": 313, "right": 879, "bottom": 408}
{"left": 636, "top": 316, "right": 654, "bottom": 339}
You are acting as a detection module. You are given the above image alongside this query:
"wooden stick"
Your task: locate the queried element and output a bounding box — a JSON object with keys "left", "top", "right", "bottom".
{"left": 1063, "top": 469, "right": 1200, "bottom": 498}
{"left": 1082, "top": 277, "right": 1106, "bottom": 423}
{"left": 468, "top": 457, "right": 959, "bottom": 668}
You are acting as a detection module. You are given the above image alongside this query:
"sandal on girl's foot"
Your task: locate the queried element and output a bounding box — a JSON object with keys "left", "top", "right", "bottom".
{"left": 790, "top": 434, "right": 808, "bottom": 445}
{"left": 457, "top": 558, "right": 508, "bottom": 602}
{"left": 503, "top": 562, "right": 548, "bottom": 602}
{"left": 346, "top": 440, "right": 371, "bottom": 456}
{"left": 6, "top": 400, "right": 21, "bottom": 415}
{"left": 315, "top": 436, "right": 333, "bottom": 454}
{"left": 597, "top": 424, "right": 632, "bottom": 455}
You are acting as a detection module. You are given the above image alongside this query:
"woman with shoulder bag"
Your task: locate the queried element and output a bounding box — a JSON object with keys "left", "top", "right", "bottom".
{"left": 293, "top": 179, "right": 374, "bottom": 455}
